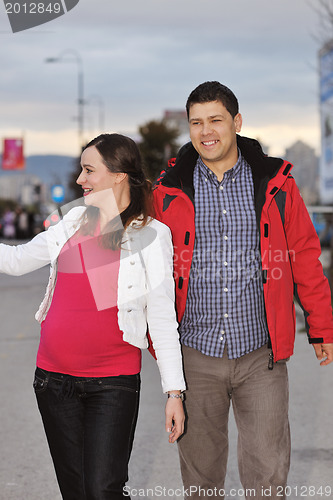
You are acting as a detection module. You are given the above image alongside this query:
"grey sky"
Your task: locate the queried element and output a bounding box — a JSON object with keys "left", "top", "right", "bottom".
{"left": 0, "top": 0, "right": 325, "bottom": 156}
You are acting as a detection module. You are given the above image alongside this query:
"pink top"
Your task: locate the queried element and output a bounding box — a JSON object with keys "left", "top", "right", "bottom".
{"left": 37, "top": 228, "right": 141, "bottom": 377}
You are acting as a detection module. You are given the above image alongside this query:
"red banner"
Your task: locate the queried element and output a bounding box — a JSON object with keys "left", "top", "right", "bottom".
{"left": 2, "top": 138, "right": 25, "bottom": 170}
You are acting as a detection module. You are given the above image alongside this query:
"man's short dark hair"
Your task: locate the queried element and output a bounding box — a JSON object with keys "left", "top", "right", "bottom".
{"left": 186, "top": 81, "right": 239, "bottom": 119}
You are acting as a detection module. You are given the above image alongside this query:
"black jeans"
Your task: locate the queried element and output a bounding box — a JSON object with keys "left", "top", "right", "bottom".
{"left": 33, "top": 367, "right": 140, "bottom": 500}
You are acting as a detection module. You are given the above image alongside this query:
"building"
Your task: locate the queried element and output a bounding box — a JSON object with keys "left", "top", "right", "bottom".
{"left": 0, "top": 173, "right": 43, "bottom": 205}
{"left": 285, "top": 140, "right": 319, "bottom": 205}
{"left": 163, "top": 109, "right": 190, "bottom": 145}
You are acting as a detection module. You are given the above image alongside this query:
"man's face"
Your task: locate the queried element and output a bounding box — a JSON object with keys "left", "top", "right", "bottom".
{"left": 188, "top": 100, "right": 242, "bottom": 172}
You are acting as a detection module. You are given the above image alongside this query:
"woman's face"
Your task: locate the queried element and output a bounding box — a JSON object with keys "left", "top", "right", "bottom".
{"left": 77, "top": 146, "right": 121, "bottom": 209}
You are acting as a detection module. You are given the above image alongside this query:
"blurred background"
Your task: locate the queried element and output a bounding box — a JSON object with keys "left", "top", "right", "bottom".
{"left": 2, "top": 0, "right": 333, "bottom": 284}
{"left": 1, "top": 2, "right": 333, "bottom": 498}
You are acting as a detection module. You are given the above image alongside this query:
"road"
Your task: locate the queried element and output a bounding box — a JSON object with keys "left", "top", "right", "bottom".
{"left": 0, "top": 266, "right": 332, "bottom": 499}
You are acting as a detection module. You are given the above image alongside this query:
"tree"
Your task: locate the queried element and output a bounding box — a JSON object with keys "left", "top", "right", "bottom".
{"left": 138, "top": 119, "right": 180, "bottom": 181}
{"left": 313, "top": 0, "right": 333, "bottom": 45}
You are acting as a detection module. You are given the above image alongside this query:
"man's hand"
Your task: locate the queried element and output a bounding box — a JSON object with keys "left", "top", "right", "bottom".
{"left": 312, "top": 343, "right": 333, "bottom": 366}
{"left": 165, "top": 394, "right": 185, "bottom": 444}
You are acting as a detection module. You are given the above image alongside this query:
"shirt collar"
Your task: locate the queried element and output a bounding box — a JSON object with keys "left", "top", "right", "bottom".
{"left": 197, "top": 148, "right": 243, "bottom": 183}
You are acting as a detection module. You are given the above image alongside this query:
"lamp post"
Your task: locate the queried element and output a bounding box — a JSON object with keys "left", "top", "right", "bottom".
{"left": 86, "top": 94, "right": 105, "bottom": 134}
{"left": 45, "top": 49, "right": 85, "bottom": 151}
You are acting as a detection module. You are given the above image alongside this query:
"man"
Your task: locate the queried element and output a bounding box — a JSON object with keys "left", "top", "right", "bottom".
{"left": 153, "top": 81, "right": 333, "bottom": 499}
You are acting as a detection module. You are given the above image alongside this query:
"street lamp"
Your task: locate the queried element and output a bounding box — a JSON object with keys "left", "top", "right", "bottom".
{"left": 86, "top": 94, "right": 105, "bottom": 134}
{"left": 45, "top": 49, "right": 85, "bottom": 151}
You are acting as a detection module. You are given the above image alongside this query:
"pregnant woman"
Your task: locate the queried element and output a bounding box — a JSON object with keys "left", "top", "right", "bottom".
{"left": 0, "top": 133, "right": 185, "bottom": 500}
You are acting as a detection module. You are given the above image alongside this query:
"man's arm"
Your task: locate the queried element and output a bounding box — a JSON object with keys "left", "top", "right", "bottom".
{"left": 284, "top": 178, "right": 333, "bottom": 360}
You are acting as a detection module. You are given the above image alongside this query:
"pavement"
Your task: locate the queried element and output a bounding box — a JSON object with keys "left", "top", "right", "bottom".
{"left": 0, "top": 266, "right": 332, "bottom": 499}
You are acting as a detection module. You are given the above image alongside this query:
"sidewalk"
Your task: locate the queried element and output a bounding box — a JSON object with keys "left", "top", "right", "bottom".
{"left": 0, "top": 267, "right": 332, "bottom": 499}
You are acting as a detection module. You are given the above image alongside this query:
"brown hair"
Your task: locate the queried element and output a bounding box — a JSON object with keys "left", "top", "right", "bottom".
{"left": 186, "top": 81, "right": 239, "bottom": 119}
{"left": 81, "top": 133, "right": 153, "bottom": 249}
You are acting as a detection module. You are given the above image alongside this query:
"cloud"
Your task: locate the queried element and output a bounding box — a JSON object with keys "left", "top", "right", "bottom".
{"left": 0, "top": 0, "right": 324, "bottom": 155}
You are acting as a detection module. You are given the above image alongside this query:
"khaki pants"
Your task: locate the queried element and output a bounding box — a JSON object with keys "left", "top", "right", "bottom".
{"left": 178, "top": 344, "right": 290, "bottom": 500}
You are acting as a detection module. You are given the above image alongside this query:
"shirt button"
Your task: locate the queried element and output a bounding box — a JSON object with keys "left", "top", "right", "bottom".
{"left": 224, "top": 313, "right": 228, "bottom": 318}
{"left": 222, "top": 209, "right": 227, "bottom": 214}
{"left": 128, "top": 284, "right": 133, "bottom": 289}
{"left": 224, "top": 262, "right": 228, "bottom": 266}
{"left": 127, "top": 309, "right": 132, "bottom": 313}
{"left": 205, "top": 178, "right": 208, "bottom": 182}
{"left": 130, "top": 261, "right": 135, "bottom": 265}
{"left": 220, "top": 185, "right": 224, "bottom": 190}
{"left": 224, "top": 288, "right": 228, "bottom": 292}
{"left": 224, "top": 235, "right": 228, "bottom": 240}
{"left": 232, "top": 178, "right": 235, "bottom": 182}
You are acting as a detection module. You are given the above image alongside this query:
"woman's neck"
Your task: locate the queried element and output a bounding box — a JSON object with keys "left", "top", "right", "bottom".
{"left": 99, "top": 192, "right": 130, "bottom": 231}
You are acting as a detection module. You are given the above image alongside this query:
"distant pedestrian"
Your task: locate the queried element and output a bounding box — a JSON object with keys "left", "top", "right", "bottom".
{"left": 2, "top": 208, "right": 16, "bottom": 239}
{"left": 153, "top": 81, "right": 333, "bottom": 499}
{"left": 16, "top": 207, "right": 29, "bottom": 239}
{"left": 0, "top": 133, "right": 185, "bottom": 500}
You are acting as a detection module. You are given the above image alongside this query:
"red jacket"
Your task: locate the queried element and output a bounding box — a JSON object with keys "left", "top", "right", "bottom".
{"left": 153, "top": 135, "right": 333, "bottom": 361}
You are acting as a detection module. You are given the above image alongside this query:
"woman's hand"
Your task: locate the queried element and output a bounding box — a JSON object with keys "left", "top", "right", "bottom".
{"left": 165, "top": 393, "right": 185, "bottom": 444}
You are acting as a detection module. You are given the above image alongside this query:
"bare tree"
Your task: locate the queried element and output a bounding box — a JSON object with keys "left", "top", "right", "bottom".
{"left": 311, "top": 0, "right": 333, "bottom": 45}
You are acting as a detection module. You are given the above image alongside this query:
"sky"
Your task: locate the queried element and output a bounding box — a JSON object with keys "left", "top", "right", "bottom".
{"left": 0, "top": 0, "right": 328, "bottom": 157}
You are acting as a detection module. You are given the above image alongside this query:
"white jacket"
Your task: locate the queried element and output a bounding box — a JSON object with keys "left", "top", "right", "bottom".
{"left": 0, "top": 206, "right": 185, "bottom": 393}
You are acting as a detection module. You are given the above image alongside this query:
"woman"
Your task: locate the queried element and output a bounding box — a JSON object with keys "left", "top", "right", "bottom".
{"left": 0, "top": 134, "right": 185, "bottom": 500}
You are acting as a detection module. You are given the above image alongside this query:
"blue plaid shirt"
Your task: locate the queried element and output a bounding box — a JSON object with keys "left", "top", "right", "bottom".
{"left": 179, "top": 153, "right": 269, "bottom": 359}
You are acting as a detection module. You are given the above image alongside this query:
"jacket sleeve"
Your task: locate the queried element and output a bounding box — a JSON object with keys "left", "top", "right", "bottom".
{"left": 144, "top": 220, "right": 186, "bottom": 393}
{"left": 284, "top": 178, "right": 333, "bottom": 343}
{"left": 0, "top": 207, "right": 83, "bottom": 276}
{"left": 0, "top": 229, "right": 51, "bottom": 275}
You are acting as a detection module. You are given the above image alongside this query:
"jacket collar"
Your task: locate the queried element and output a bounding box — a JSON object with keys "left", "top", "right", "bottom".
{"left": 159, "top": 135, "right": 291, "bottom": 224}
{"left": 161, "top": 135, "right": 285, "bottom": 187}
